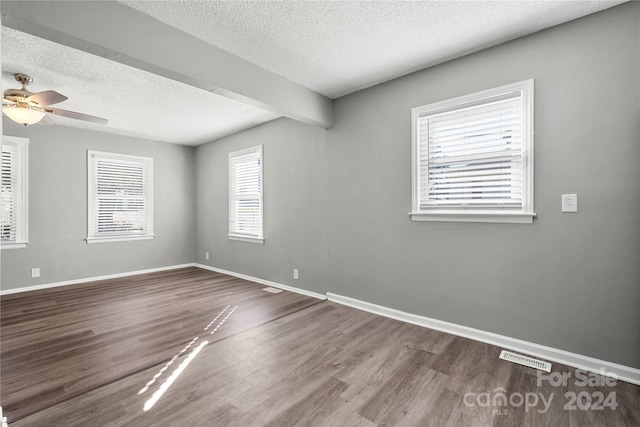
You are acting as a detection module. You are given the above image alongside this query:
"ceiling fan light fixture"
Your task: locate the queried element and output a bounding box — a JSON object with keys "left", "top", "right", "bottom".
{"left": 3, "top": 73, "right": 107, "bottom": 125}
{"left": 2, "top": 106, "right": 46, "bottom": 126}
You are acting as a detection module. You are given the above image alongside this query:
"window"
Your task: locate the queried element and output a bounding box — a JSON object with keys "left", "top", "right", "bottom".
{"left": 411, "top": 80, "right": 535, "bottom": 224}
{"left": 228, "top": 145, "right": 263, "bottom": 243}
{"left": 87, "top": 151, "right": 153, "bottom": 243}
{"left": 1, "top": 136, "right": 28, "bottom": 249}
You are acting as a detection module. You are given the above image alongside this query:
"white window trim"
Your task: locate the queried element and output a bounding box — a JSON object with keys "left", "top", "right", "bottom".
{"left": 228, "top": 235, "right": 265, "bottom": 244}
{"left": 86, "top": 235, "right": 155, "bottom": 244}
{"left": 410, "top": 79, "right": 535, "bottom": 224}
{"left": 2, "top": 243, "right": 27, "bottom": 249}
{"left": 228, "top": 145, "right": 264, "bottom": 244}
{"left": 1, "top": 136, "right": 29, "bottom": 250}
{"left": 86, "top": 150, "right": 154, "bottom": 243}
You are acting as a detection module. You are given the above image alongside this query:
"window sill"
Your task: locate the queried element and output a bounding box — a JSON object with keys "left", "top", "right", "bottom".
{"left": 409, "top": 212, "right": 536, "bottom": 224}
{"left": 86, "top": 235, "right": 155, "bottom": 244}
{"left": 228, "top": 235, "right": 264, "bottom": 244}
{"left": 1, "top": 243, "right": 27, "bottom": 250}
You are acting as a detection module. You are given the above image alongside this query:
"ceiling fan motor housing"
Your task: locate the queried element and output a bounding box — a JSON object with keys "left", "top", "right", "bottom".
{"left": 4, "top": 74, "right": 36, "bottom": 100}
{"left": 4, "top": 88, "right": 34, "bottom": 101}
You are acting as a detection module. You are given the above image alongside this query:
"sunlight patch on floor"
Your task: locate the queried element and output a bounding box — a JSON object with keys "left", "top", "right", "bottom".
{"left": 143, "top": 339, "right": 209, "bottom": 411}
{"left": 140, "top": 305, "right": 239, "bottom": 411}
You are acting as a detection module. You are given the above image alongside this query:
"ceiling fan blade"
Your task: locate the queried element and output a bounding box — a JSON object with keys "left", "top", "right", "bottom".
{"left": 27, "top": 90, "right": 68, "bottom": 106}
{"left": 37, "top": 115, "right": 56, "bottom": 125}
{"left": 2, "top": 99, "right": 17, "bottom": 105}
{"left": 44, "top": 107, "right": 108, "bottom": 125}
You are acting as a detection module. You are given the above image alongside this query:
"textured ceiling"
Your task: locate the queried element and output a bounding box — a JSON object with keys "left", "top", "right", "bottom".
{"left": 121, "top": 0, "right": 626, "bottom": 99}
{"left": 2, "top": 1, "right": 626, "bottom": 145}
{"left": 1, "top": 26, "right": 279, "bottom": 145}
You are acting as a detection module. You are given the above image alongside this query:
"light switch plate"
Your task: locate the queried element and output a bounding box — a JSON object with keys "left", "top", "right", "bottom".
{"left": 562, "top": 194, "right": 578, "bottom": 213}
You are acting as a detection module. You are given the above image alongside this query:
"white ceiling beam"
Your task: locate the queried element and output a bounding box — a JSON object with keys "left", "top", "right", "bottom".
{"left": 1, "top": 0, "right": 333, "bottom": 128}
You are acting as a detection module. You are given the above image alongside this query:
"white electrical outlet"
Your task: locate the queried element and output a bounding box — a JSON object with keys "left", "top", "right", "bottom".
{"left": 562, "top": 194, "right": 578, "bottom": 213}
{"left": 293, "top": 269, "right": 299, "bottom": 280}
{"left": 31, "top": 268, "right": 40, "bottom": 278}
{"left": 205, "top": 252, "right": 209, "bottom": 260}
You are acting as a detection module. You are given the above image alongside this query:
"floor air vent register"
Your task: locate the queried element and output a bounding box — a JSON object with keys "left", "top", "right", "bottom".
{"left": 499, "top": 350, "right": 552, "bottom": 373}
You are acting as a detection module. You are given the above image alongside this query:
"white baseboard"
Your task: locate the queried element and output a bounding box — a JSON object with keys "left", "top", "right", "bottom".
{"left": 3, "top": 263, "right": 637, "bottom": 386}
{"left": 327, "top": 292, "right": 640, "bottom": 387}
{"left": 0, "top": 263, "right": 196, "bottom": 295}
{"left": 195, "top": 263, "right": 326, "bottom": 301}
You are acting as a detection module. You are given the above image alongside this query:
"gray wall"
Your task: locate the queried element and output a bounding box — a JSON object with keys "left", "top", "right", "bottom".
{"left": 195, "top": 3, "right": 640, "bottom": 368}
{"left": 323, "top": 3, "right": 639, "bottom": 368}
{"left": 195, "top": 118, "right": 329, "bottom": 292}
{"left": 1, "top": 121, "right": 195, "bottom": 290}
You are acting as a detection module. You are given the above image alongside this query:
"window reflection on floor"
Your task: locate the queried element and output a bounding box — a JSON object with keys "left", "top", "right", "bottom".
{"left": 139, "top": 305, "right": 239, "bottom": 411}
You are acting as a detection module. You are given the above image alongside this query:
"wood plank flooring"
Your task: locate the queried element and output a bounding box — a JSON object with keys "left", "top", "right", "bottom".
{"left": 0, "top": 267, "right": 321, "bottom": 421}
{"left": 2, "top": 267, "right": 640, "bottom": 426}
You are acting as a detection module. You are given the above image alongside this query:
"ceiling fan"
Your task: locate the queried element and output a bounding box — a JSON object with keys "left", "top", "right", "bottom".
{"left": 2, "top": 73, "right": 108, "bottom": 126}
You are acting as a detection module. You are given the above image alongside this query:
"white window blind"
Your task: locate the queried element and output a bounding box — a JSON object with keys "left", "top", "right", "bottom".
{"left": 1, "top": 136, "right": 28, "bottom": 248}
{"left": 228, "top": 145, "right": 263, "bottom": 243}
{"left": 411, "top": 80, "right": 534, "bottom": 224}
{"left": 87, "top": 151, "right": 153, "bottom": 242}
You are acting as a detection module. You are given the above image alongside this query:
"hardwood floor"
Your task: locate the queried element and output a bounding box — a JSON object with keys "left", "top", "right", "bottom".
{"left": 0, "top": 267, "right": 321, "bottom": 421}
{"left": 2, "top": 267, "right": 640, "bottom": 426}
